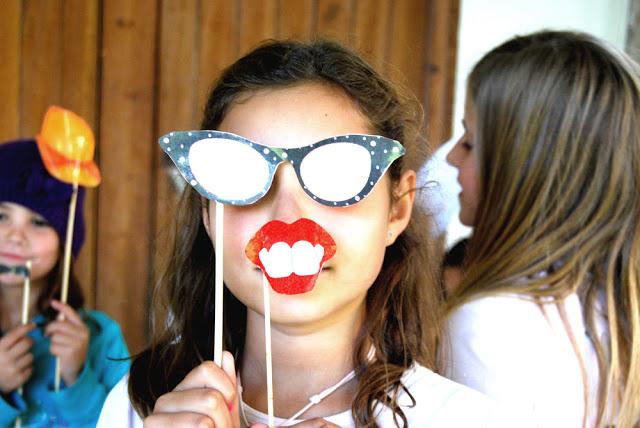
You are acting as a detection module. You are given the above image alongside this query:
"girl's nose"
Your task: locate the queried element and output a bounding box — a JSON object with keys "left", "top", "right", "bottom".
{"left": 268, "top": 163, "right": 312, "bottom": 221}
{"left": 4, "top": 223, "right": 27, "bottom": 246}
{"left": 446, "top": 141, "right": 461, "bottom": 167}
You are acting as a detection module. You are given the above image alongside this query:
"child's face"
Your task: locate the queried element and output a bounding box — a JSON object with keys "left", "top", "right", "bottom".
{"left": 0, "top": 202, "right": 60, "bottom": 286}
{"left": 447, "top": 97, "right": 480, "bottom": 226}
{"left": 202, "top": 82, "right": 415, "bottom": 326}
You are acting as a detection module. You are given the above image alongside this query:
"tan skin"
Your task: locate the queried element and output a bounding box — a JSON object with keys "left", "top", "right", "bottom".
{"left": 446, "top": 98, "right": 480, "bottom": 227}
{"left": 0, "top": 202, "right": 89, "bottom": 391}
{"left": 144, "top": 83, "right": 415, "bottom": 427}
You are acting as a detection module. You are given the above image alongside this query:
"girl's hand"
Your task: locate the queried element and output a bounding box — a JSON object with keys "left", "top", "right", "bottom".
{"left": 144, "top": 351, "right": 240, "bottom": 427}
{"left": 0, "top": 323, "right": 35, "bottom": 393}
{"left": 45, "top": 300, "right": 89, "bottom": 386}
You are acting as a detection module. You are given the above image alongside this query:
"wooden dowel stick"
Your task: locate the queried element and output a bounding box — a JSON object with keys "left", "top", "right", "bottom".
{"left": 15, "top": 261, "right": 31, "bottom": 428}
{"left": 214, "top": 202, "right": 224, "bottom": 366}
{"left": 55, "top": 183, "right": 78, "bottom": 392}
{"left": 262, "top": 275, "right": 274, "bottom": 427}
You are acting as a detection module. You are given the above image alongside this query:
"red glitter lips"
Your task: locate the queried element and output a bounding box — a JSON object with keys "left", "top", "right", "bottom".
{"left": 245, "top": 218, "right": 336, "bottom": 294}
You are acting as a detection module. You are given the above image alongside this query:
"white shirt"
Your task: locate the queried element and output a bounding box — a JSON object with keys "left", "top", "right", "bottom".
{"left": 98, "top": 364, "right": 525, "bottom": 427}
{"left": 445, "top": 293, "right": 602, "bottom": 427}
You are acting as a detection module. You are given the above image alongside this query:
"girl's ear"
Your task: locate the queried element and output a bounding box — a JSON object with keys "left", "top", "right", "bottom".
{"left": 386, "top": 170, "right": 416, "bottom": 246}
{"left": 202, "top": 198, "right": 213, "bottom": 239}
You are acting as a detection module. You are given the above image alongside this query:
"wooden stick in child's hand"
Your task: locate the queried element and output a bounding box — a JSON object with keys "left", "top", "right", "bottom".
{"left": 262, "top": 274, "right": 275, "bottom": 427}
{"left": 214, "top": 202, "right": 224, "bottom": 366}
{"left": 55, "top": 183, "right": 79, "bottom": 392}
{"left": 60, "top": 183, "right": 78, "bottom": 306}
{"left": 21, "top": 261, "right": 32, "bottom": 325}
{"left": 15, "top": 260, "right": 31, "bottom": 428}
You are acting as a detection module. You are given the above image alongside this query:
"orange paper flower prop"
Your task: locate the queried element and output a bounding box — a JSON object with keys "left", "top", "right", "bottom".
{"left": 36, "top": 106, "right": 101, "bottom": 187}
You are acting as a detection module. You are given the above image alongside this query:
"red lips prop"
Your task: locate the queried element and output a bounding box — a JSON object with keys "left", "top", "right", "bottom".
{"left": 245, "top": 218, "right": 336, "bottom": 294}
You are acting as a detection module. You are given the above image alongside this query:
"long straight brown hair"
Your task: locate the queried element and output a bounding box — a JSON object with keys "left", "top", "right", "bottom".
{"left": 447, "top": 31, "right": 640, "bottom": 426}
{"left": 129, "top": 39, "right": 441, "bottom": 426}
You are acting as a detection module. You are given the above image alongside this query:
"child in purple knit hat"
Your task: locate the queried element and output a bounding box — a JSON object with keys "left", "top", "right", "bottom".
{"left": 0, "top": 139, "right": 130, "bottom": 427}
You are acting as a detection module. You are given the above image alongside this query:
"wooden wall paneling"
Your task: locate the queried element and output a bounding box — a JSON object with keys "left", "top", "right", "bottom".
{"left": 21, "top": 0, "right": 63, "bottom": 136}
{"left": 385, "top": 0, "right": 427, "bottom": 95}
{"left": 97, "top": 0, "right": 158, "bottom": 354}
{"left": 61, "top": 0, "right": 100, "bottom": 308}
{"left": 278, "top": 0, "right": 313, "bottom": 40}
{"left": 0, "top": 0, "right": 21, "bottom": 141}
{"left": 423, "top": 0, "right": 459, "bottom": 147}
{"left": 197, "top": 1, "right": 239, "bottom": 115}
{"left": 238, "top": 0, "right": 279, "bottom": 54}
{"left": 153, "top": 0, "right": 200, "bottom": 295}
{"left": 0, "top": 0, "right": 462, "bottom": 352}
{"left": 315, "top": 0, "right": 352, "bottom": 43}
{"left": 351, "top": 0, "right": 389, "bottom": 69}
{"left": 157, "top": 0, "right": 200, "bottom": 133}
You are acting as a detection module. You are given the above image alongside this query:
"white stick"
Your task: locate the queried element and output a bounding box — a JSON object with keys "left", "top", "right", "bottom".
{"left": 55, "top": 183, "right": 78, "bottom": 392}
{"left": 21, "top": 261, "right": 32, "bottom": 325}
{"left": 15, "top": 261, "right": 31, "bottom": 428}
{"left": 214, "top": 202, "right": 224, "bottom": 366}
{"left": 262, "top": 275, "right": 274, "bottom": 427}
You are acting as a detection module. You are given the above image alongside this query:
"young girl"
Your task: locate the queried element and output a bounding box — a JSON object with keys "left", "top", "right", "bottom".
{"left": 98, "top": 40, "right": 518, "bottom": 427}
{"left": 0, "top": 139, "right": 130, "bottom": 426}
{"left": 445, "top": 31, "right": 640, "bottom": 427}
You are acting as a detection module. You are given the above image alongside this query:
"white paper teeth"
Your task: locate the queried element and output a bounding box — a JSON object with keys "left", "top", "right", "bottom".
{"left": 259, "top": 241, "right": 325, "bottom": 278}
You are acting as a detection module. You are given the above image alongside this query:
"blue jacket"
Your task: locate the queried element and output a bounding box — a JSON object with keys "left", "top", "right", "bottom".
{"left": 0, "top": 310, "right": 130, "bottom": 427}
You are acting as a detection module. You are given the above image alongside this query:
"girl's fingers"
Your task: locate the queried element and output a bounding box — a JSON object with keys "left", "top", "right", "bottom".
{"left": 15, "top": 351, "right": 33, "bottom": 372}
{"left": 0, "top": 324, "right": 35, "bottom": 351}
{"left": 220, "top": 351, "right": 240, "bottom": 421}
{"left": 221, "top": 351, "right": 237, "bottom": 384}
{"left": 50, "top": 300, "right": 84, "bottom": 326}
{"left": 49, "top": 342, "right": 83, "bottom": 358}
{"left": 49, "top": 333, "right": 78, "bottom": 349}
{"left": 45, "top": 319, "right": 87, "bottom": 338}
{"left": 153, "top": 389, "right": 233, "bottom": 426}
{"left": 6, "top": 336, "right": 33, "bottom": 359}
{"left": 174, "top": 360, "right": 236, "bottom": 406}
{"left": 144, "top": 412, "right": 216, "bottom": 428}
{"left": 15, "top": 367, "right": 32, "bottom": 387}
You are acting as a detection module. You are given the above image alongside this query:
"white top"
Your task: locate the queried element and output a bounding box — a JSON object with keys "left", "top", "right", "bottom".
{"left": 445, "top": 293, "right": 603, "bottom": 427}
{"left": 98, "top": 364, "right": 526, "bottom": 427}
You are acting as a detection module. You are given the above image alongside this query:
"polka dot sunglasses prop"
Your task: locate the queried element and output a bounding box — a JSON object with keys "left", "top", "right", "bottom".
{"left": 159, "top": 130, "right": 405, "bottom": 207}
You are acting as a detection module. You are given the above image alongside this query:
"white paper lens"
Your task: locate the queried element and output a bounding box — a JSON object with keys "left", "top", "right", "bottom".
{"left": 189, "top": 138, "right": 270, "bottom": 201}
{"left": 300, "top": 143, "right": 371, "bottom": 201}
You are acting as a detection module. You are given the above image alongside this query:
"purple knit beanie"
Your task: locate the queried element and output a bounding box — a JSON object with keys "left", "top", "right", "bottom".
{"left": 0, "top": 139, "right": 85, "bottom": 257}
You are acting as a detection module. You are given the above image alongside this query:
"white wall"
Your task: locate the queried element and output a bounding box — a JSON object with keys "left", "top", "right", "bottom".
{"left": 421, "top": 0, "right": 630, "bottom": 247}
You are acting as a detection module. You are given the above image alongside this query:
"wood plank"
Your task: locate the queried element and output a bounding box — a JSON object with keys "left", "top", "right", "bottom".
{"left": 21, "top": 0, "right": 63, "bottom": 136}
{"left": 424, "top": 0, "right": 459, "bottom": 147}
{"left": 98, "top": 0, "right": 158, "bottom": 354}
{"left": 315, "top": 0, "right": 352, "bottom": 44}
{"left": 238, "top": 0, "right": 278, "bottom": 54}
{"left": 197, "top": 1, "right": 240, "bottom": 113}
{"left": 0, "top": 0, "right": 21, "bottom": 141}
{"left": 61, "top": 0, "right": 100, "bottom": 309}
{"left": 385, "top": 0, "right": 427, "bottom": 92}
{"left": 278, "top": 0, "right": 313, "bottom": 40}
{"left": 153, "top": 0, "right": 200, "bottom": 294}
{"left": 351, "top": 0, "right": 389, "bottom": 69}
